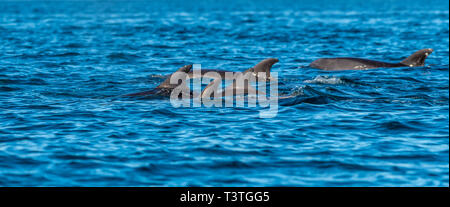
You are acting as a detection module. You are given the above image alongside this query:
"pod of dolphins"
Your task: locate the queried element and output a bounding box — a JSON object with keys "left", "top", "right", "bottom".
{"left": 125, "top": 48, "right": 433, "bottom": 98}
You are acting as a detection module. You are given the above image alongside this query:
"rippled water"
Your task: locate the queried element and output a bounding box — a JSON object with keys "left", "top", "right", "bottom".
{"left": 0, "top": 0, "right": 448, "bottom": 186}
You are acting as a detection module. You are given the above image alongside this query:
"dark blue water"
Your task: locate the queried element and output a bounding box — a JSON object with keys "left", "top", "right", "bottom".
{"left": 0, "top": 0, "right": 448, "bottom": 186}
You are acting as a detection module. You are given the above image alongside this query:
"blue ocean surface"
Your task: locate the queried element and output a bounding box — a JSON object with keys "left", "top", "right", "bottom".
{"left": 0, "top": 0, "right": 448, "bottom": 186}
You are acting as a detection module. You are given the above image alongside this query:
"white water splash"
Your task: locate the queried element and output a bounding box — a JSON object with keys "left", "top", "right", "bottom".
{"left": 304, "top": 75, "right": 345, "bottom": 85}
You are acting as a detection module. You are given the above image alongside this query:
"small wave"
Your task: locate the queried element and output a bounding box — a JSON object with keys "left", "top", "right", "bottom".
{"left": 399, "top": 94, "right": 432, "bottom": 99}
{"left": 50, "top": 52, "right": 81, "bottom": 57}
{"left": 377, "top": 121, "right": 420, "bottom": 131}
{"left": 136, "top": 163, "right": 161, "bottom": 173}
{"left": 280, "top": 95, "right": 329, "bottom": 106}
{"left": 208, "top": 160, "right": 253, "bottom": 169}
{"left": 63, "top": 43, "right": 85, "bottom": 48}
{"left": 28, "top": 78, "right": 48, "bottom": 85}
{"left": 25, "top": 105, "right": 60, "bottom": 110}
{"left": 303, "top": 85, "right": 349, "bottom": 101}
{"left": 106, "top": 52, "right": 142, "bottom": 63}
{"left": 0, "top": 86, "right": 21, "bottom": 92}
{"left": 4, "top": 78, "right": 50, "bottom": 86}
{"left": 304, "top": 75, "right": 345, "bottom": 85}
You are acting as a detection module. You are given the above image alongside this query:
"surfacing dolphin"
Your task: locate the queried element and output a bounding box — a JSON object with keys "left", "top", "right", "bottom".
{"left": 309, "top": 48, "right": 433, "bottom": 71}
{"left": 194, "top": 58, "right": 279, "bottom": 98}
{"left": 187, "top": 58, "right": 279, "bottom": 81}
{"left": 124, "top": 58, "right": 279, "bottom": 98}
{"left": 124, "top": 64, "right": 192, "bottom": 97}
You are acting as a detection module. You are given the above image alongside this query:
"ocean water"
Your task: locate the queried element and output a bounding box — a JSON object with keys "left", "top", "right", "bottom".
{"left": 0, "top": 0, "right": 448, "bottom": 186}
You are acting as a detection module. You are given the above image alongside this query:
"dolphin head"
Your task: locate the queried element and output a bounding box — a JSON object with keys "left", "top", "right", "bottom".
{"left": 400, "top": 48, "right": 434, "bottom": 67}
{"left": 156, "top": 64, "right": 192, "bottom": 89}
{"left": 179, "top": 64, "right": 193, "bottom": 73}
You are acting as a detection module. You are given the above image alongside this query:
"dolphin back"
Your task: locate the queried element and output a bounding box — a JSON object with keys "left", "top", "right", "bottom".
{"left": 244, "top": 58, "right": 279, "bottom": 78}
{"left": 400, "top": 48, "right": 434, "bottom": 67}
{"left": 156, "top": 65, "right": 192, "bottom": 89}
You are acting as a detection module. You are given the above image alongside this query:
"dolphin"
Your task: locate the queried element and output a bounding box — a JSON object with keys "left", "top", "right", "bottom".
{"left": 124, "top": 64, "right": 192, "bottom": 97}
{"left": 309, "top": 48, "right": 434, "bottom": 71}
{"left": 125, "top": 58, "right": 279, "bottom": 98}
{"left": 192, "top": 58, "right": 279, "bottom": 98}
{"left": 187, "top": 58, "right": 279, "bottom": 80}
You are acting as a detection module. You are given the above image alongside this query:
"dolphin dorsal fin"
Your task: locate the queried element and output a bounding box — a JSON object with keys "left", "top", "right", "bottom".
{"left": 400, "top": 49, "right": 433, "bottom": 67}
{"left": 157, "top": 65, "right": 192, "bottom": 89}
{"left": 244, "top": 58, "right": 279, "bottom": 78}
